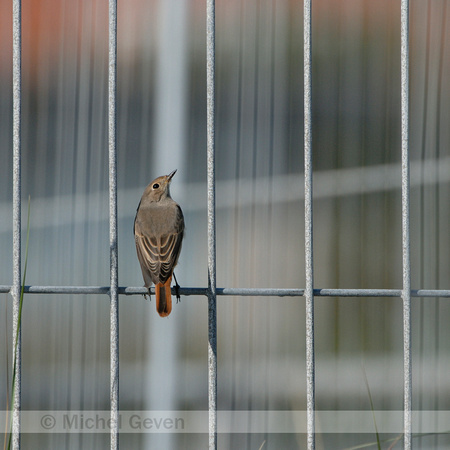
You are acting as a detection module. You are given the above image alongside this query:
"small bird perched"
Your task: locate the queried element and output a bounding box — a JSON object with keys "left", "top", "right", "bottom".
{"left": 134, "top": 170, "right": 185, "bottom": 317}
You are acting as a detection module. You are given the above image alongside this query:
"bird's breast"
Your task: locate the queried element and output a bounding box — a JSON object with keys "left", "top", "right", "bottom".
{"left": 136, "top": 202, "right": 180, "bottom": 236}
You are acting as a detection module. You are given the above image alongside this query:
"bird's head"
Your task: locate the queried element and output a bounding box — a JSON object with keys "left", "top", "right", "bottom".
{"left": 145, "top": 169, "right": 177, "bottom": 203}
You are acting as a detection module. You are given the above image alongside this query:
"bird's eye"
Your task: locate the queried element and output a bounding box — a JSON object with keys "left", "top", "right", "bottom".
{"left": 153, "top": 183, "right": 159, "bottom": 189}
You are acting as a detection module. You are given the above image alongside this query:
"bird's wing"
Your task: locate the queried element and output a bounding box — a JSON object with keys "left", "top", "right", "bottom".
{"left": 134, "top": 205, "right": 184, "bottom": 285}
{"left": 134, "top": 219, "right": 160, "bottom": 286}
{"left": 159, "top": 206, "right": 184, "bottom": 282}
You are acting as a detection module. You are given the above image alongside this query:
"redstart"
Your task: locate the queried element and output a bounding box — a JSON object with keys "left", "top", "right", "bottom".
{"left": 134, "top": 170, "right": 184, "bottom": 317}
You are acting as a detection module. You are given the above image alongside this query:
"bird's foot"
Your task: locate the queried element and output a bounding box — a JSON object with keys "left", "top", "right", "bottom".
{"left": 143, "top": 287, "right": 152, "bottom": 301}
{"left": 173, "top": 273, "right": 181, "bottom": 303}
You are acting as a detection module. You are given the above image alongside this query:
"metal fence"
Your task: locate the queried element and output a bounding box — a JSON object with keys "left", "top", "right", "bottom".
{"left": 4, "top": 0, "right": 450, "bottom": 449}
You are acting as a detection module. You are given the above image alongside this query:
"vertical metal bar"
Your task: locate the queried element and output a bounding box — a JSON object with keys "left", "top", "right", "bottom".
{"left": 12, "top": 0, "right": 22, "bottom": 448}
{"left": 108, "top": 1, "right": 119, "bottom": 449}
{"left": 206, "top": 0, "right": 217, "bottom": 448}
{"left": 400, "top": 1, "right": 411, "bottom": 449}
{"left": 304, "top": 0, "right": 315, "bottom": 449}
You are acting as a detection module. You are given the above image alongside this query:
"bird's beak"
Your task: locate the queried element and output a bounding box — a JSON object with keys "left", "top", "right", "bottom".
{"left": 167, "top": 169, "right": 177, "bottom": 181}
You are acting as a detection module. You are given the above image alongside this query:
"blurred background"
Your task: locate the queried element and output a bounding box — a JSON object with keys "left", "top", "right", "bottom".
{"left": 1, "top": 0, "right": 450, "bottom": 448}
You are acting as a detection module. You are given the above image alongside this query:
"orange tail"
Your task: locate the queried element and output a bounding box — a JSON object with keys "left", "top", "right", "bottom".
{"left": 155, "top": 276, "right": 172, "bottom": 317}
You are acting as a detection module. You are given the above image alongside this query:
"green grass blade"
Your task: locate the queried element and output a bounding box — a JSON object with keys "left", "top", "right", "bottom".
{"left": 361, "top": 366, "right": 381, "bottom": 450}
{"left": 5, "top": 197, "right": 30, "bottom": 450}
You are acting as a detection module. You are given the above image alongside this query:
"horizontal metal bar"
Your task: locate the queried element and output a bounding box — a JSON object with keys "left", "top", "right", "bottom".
{"left": 1, "top": 285, "right": 450, "bottom": 298}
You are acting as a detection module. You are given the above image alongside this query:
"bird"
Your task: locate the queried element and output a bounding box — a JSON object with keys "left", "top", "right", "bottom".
{"left": 134, "top": 169, "right": 184, "bottom": 317}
